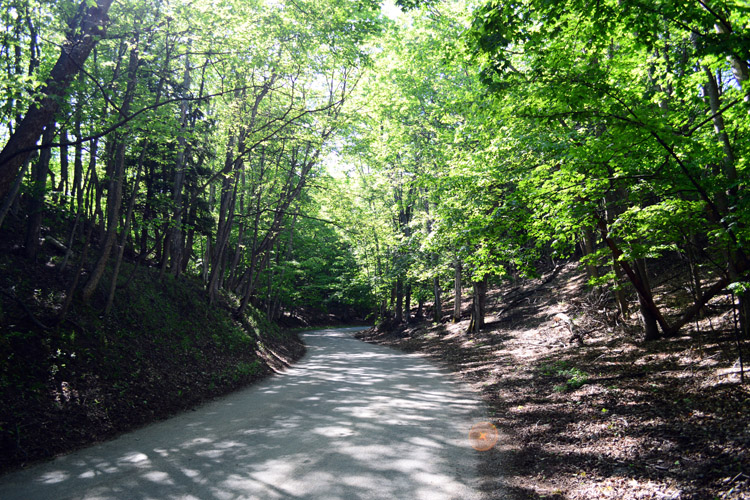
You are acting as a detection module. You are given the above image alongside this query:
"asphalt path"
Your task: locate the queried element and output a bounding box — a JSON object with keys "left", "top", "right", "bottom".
{"left": 0, "top": 327, "right": 488, "bottom": 499}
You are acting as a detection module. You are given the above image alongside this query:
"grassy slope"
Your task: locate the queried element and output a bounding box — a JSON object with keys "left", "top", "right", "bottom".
{"left": 0, "top": 215, "right": 305, "bottom": 474}
{"left": 358, "top": 261, "right": 750, "bottom": 500}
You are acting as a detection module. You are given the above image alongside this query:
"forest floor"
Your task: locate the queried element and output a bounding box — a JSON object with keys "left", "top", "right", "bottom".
{"left": 357, "top": 261, "right": 750, "bottom": 500}
{"left": 0, "top": 214, "right": 306, "bottom": 475}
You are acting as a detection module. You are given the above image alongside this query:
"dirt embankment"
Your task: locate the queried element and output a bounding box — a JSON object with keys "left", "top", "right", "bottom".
{"left": 0, "top": 218, "right": 305, "bottom": 474}
{"left": 358, "top": 262, "right": 750, "bottom": 500}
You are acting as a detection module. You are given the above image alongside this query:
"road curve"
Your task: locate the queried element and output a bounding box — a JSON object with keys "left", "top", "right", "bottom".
{"left": 0, "top": 327, "right": 488, "bottom": 499}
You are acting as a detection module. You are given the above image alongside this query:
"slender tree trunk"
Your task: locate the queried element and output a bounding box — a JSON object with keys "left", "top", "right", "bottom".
{"left": 24, "top": 124, "right": 55, "bottom": 259}
{"left": 404, "top": 283, "right": 411, "bottom": 323}
{"left": 634, "top": 257, "right": 659, "bottom": 340}
{"left": 0, "top": 151, "right": 34, "bottom": 229}
{"left": 227, "top": 173, "right": 247, "bottom": 290}
{"left": 270, "top": 215, "right": 296, "bottom": 321}
{"left": 181, "top": 195, "right": 197, "bottom": 273}
{"left": 433, "top": 276, "right": 442, "bottom": 322}
{"left": 57, "top": 127, "right": 69, "bottom": 202}
{"left": 712, "top": 22, "right": 750, "bottom": 109}
{"left": 453, "top": 258, "right": 462, "bottom": 322}
{"left": 203, "top": 237, "right": 211, "bottom": 283}
{"left": 581, "top": 226, "right": 599, "bottom": 282}
{"left": 82, "top": 43, "right": 139, "bottom": 304}
{"left": 60, "top": 150, "right": 95, "bottom": 273}
{"left": 140, "top": 157, "right": 155, "bottom": 257}
{"left": 596, "top": 216, "right": 671, "bottom": 336}
{"left": 57, "top": 223, "right": 95, "bottom": 324}
{"left": 71, "top": 72, "right": 84, "bottom": 214}
{"left": 469, "top": 277, "right": 487, "bottom": 334}
{"left": 604, "top": 193, "right": 629, "bottom": 317}
{"left": 704, "top": 66, "right": 749, "bottom": 339}
{"left": 104, "top": 143, "right": 147, "bottom": 316}
{"left": 86, "top": 141, "right": 99, "bottom": 222}
{"left": 395, "top": 278, "right": 404, "bottom": 323}
{"left": 170, "top": 50, "right": 192, "bottom": 277}
{"left": 685, "top": 233, "right": 703, "bottom": 303}
{"left": 207, "top": 135, "right": 240, "bottom": 304}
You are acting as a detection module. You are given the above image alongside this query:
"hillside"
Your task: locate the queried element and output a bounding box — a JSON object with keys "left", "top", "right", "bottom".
{"left": 359, "top": 261, "right": 750, "bottom": 500}
{"left": 0, "top": 214, "right": 305, "bottom": 474}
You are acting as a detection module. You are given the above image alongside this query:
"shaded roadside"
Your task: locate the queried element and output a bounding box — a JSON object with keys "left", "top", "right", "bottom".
{"left": 357, "top": 262, "right": 750, "bottom": 500}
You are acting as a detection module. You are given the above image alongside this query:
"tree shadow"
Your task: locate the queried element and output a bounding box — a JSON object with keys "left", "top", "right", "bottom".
{"left": 0, "top": 327, "right": 488, "bottom": 500}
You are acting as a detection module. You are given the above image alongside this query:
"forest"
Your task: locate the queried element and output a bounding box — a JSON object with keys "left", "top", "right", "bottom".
{"left": 0, "top": 0, "right": 748, "bottom": 498}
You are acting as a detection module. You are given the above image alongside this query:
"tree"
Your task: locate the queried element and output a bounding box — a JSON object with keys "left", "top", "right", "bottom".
{"left": 466, "top": 0, "right": 750, "bottom": 339}
{"left": 0, "top": 0, "right": 114, "bottom": 200}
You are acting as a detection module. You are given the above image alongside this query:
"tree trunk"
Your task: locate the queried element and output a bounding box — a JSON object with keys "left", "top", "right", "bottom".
{"left": 683, "top": 233, "right": 703, "bottom": 304}
{"left": 581, "top": 226, "right": 599, "bottom": 283}
{"left": 104, "top": 142, "right": 146, "bottom": 316}
{"left": 81, "top": 42, "right": 139, "bottom": 304}
{"left": 270, "top": 215, "right": 297, "bottom": 321}
{"left": 237, "top": 144, "right": 319, "bottom": 317}
{"left": 181, "top": 195, "right": 197, "bottom": 273}
{"left": 71, "top": 72, "right": 84, "bottom": 214}
{"left": 469, "top": 277, "right": 487, "bottom": 334}
{"left": 207, "top": 135, "right": 240, "bottom": 304}
{"left": 57, "top": 127, "right": 69, "bottom": 202}
{"left": 433, "top": 276, "right": 442, "bottom": 322}
{"left": 24, "top": 124, "right": 55, "bottom": 259}
{"left": 0, "top": 152, "right": 35, "bottom": 229}
{"left": 453, "top": 258, "right": 462, "bottom": 322}
{"left": 634, "top": 257, "right": 659, "bottom": 341}
{"left": 170, "top": 50, "right": 192, "bottom": 277}
{"left": 404, "top": 283, "right": 411, "bottom": 323}
{"left": 703, "top": 66, "right": 749, "bottom": 339}
{"left": 395, "top": 277, "right": 404, "bottom": 323}
{"left": 0, "top": 0, "right": 114, "bottom": 200}
{"left": 596, "top": 216, "right": 671, "bottom": 336}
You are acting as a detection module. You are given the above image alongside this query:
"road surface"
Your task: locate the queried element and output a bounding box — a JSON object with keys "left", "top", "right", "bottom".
{"left": 0, "top": 327, "right": 488, "bottom": 499}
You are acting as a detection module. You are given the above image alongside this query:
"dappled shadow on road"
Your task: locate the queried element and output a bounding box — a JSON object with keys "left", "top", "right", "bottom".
{"left": 0, "top": 327, "right": 484, "bottom": 500}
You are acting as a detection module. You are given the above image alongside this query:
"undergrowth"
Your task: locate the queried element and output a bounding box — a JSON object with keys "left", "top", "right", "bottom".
{"left": 0, "top": 219, "right": 304, "bottom": 473}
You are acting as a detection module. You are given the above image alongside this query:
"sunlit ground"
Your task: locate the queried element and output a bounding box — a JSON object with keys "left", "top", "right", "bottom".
{"left": 0, "top": 327, "right": 486, "bottom": 500}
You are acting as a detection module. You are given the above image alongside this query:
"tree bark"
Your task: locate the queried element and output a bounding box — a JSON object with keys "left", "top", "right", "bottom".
{"left": 453, "top": 258, "right": 462, "bottom": 322}
{"left": 634, "top": 257, "right": 658, "bottom": 341}
{"left": 433, "top": 276, "right": 442, "bottom": 322}
{"left": 207, "top": 135, "right": 240, "bottom": 304}
{"left": 82, "top": 42, "right": 139, "bottom": 304}
{"left": 104, "top": 142, "right": 147, "bottom": 316}
{"left": 0, "top": 152, "right": 35, "bottom": 229}
{"left": 404, "top": 283, "right": 411, "bottom": 323}
{"left": 170, "top": 49, "right": 192, "bottom": 277}
{"left": 395, "top": 277, "right": 404, "bottom": 323}
{"left": 24, "top": 124, "right": 55, "bottom": 259}
{"left": 596, "top": 216, "right": 672, "bottom": 336}
{"left": 703, "top": 66, "right": 749, "bottom": 339}
{"left": 71, "top": 72, "right": 85, "bottom": 214}
{"left": 581, "top": 226, "right": 599, "bottom": 282}
{"left": 469, "top": 277, "right": 487, "bottom": 334}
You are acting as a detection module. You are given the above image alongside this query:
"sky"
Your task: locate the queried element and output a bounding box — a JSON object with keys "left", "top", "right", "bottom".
{"left": 381, "top": 0, "right": 403, "bottom": 21}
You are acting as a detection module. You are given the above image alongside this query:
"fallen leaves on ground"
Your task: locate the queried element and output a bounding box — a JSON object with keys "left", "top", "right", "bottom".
{"left": 358, "top": 262, "right": 750, "bottom": 500}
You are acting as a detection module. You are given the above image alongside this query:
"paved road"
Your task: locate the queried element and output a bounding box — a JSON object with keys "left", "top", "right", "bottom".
{"left": 0, "top": 327, "right": 487, "bottom": 499}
